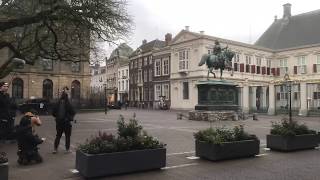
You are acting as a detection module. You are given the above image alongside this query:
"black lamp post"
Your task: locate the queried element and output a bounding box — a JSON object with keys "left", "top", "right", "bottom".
{"left": 284, "top": 73, "right": 292, "bottom": 122}
{"left": 104, "top": 83, "right": 107, "bottom": 114}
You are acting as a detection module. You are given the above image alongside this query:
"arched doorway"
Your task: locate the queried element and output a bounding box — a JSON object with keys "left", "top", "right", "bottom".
{"left": 71, "top": 80, "right": 81, "bottom": 101}
{"left": 12, "top": 78, "right": 23, "bottom": 99}
{"left": 43, "top": 79, "right": 53, "bottom": 99}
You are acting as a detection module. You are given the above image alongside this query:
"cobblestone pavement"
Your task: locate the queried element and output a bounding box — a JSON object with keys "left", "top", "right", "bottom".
{"left": 1, "top": 109, "right": 320, "bottom": 180}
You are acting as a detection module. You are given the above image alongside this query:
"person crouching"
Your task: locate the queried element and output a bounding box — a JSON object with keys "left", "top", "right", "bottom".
{"left": 16, "top": 113, "right": 44, "bottom": 165}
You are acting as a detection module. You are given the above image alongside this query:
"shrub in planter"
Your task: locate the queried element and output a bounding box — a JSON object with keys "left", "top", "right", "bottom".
{"left": 76, "top": 115, "right": 166, "bottom": 178}
{"left": 0, "top": 152, "right": 9, "bottom": 180}
{"left": 267, "top": 118, "right": 319, "bottom": 151}
{"left": 194, "top": 125, "right": 260, "bottom": 161}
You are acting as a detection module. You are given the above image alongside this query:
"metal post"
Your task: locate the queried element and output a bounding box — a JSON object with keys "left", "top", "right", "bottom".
{"left": 104, "top": 84, "right": 107, "bottom": 114}
{"left": 289, "top": 84, "right": 292, "bottom": 122}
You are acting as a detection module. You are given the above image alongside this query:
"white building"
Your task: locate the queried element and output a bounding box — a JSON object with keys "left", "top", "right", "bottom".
{"left": 117, "top": 64, "right": 129, "bottom": 103}
{"left": 90, "top": 64, "right": 106, "bottom": 93}
{"left": 170, "top": 4, "right": 320, "bottom": 116}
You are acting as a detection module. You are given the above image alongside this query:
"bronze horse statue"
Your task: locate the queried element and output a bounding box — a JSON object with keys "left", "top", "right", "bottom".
{"left": 198, "top": 48, "right": 235, "bottom": 79}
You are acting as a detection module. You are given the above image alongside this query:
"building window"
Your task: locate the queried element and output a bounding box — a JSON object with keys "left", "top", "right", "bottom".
{"left": 138, "top": 69, "right": 142, "bottom": 83}
{"left": 12, "top": 78, "right": 23, "bottom": 99}
{"left": 42, "top": 58, "right": 53, "bottom": 71}
{"left": 138, "top": 58, "right": 142, "bottom": 67}
{"left": 43, "top": 79, "right": 53, "bottom": 99}
{"left": 71, "top": 80, "right": 81, "bottom": 100}
{"left": 163, "top": 84, "right": 169, "bottom": 100}
{"left": 163, "top": 58, "right": 169, "bottom": 75}
{"left": 155, "top": 84, "right": 161, "bottom": 101}
{"left": 183, "top": 82, "right": 189, "bottom": 100}
{"left": 122, "top": 80, "right": 124, "bottom": 91}
{"left": 245, "top": 55, "right": 252, "bottom": 65}
{"left": 71, "top": 62, "right": 80, "bottom": 72}
{"left": 297, "top": 56, "right": 307, "bottom": 74}
{"left": 126, "top": 69, "right": 128, "bottom": 77}
{"left": 266, "top": 59, "right": 271, "bottom": 67}
{"left": 179, "top": 50, "right": 189, "bottom": 71}
{"left": 143, "top": 70, "right": 148, "bottom": 82}
{"left": 256, "top": 57, "right": 262, "bottom": 66}
{"left": 149, "top": 56, "right": 153, "bottom": 65}
{"left": 279, "top": 58, "right": 288, "bottom": 76}
{"left": 125, "top": 80, "right": 128, "bottom": 91}
{"left": 118, "top": 82, "right": 121, "bottom": 90}
{"left": 149, "top": 69, "right": 152, "bottom": 81}
{"left": 234, "top": 53, "right": 240, "bottom": 63}
{"left": 208, "top": 49, "right": 213, "bottom": 55}
{"left": 155, "top": 59, "right": 161, "bottom": 76}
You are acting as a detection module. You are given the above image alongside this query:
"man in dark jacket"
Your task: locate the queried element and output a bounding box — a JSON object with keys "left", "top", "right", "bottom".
{"left": 16, "top": 114, "right": 44, "bottom": 165}
{"left": 52, "top": 91, "right": 75, "bottom": 153}
{"left": 0, "top": 81, "right": 17, "bottom": 141}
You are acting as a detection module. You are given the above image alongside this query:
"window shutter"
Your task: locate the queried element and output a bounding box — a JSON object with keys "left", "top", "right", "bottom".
{"left": 240, "top": 63, "right": 244, "bottom": 72}
{"left": 271, "top": 68, "right": 275, "bottom": 76}
{"left": 251, "top": 65, "right": 256, "bottom": 74}
{"left": 246, "top": 64, "right": 250, "bottom": 73}
{"left": 262, "top": 67, "right": 266, "bottom": 75}
{"left": 313, "top": 64, "right": 317, "bottom": 73}
{"left": 267, "top": 67, "right": 270, "bottom": 75}
{"left": 276, "top": 68, "right": 280, "bottom": 76}
{"left": 234, "top": 63, "right": 238, "bottom": 71}
{"left": 257, "top": 66, "right": 261, "bottom": 74}
{"left": 277, "top": 93, "right": 280, "bottom": 100}
{"left": 294, "top": 66, "right": 297, "bottom": 74}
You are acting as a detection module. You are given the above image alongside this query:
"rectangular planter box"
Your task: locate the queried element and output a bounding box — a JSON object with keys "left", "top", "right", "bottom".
{"left": 76, "top": 148, "right": 166, "bottom": 178}
{"left": 267, "top": 134, "right": 319, "bottom": 151}
{"left": 0, "top": 163, "right": 8, "bottom": 180}
{"left": 195, "top": 139, "right": 260, "bottom": 161}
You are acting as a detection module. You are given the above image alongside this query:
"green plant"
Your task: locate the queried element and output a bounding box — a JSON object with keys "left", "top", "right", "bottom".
{"left": 270, "top": 118, "right": 316, "bottom": 136}
{"left": 0, "top": 152, "right": 8, "bottom": 164}
{"left": 78, "top": 115, "right": 165, "bottom": 154}
{"left": 194, "top": 125, "right": 256, "bottom": 145}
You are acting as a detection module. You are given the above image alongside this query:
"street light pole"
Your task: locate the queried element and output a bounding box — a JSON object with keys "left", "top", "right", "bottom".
{"left": 284, "top": 73, "right": 292, "bottom": 122}
{"left": 104, "top": 83, "right": 107, "bottom": 114}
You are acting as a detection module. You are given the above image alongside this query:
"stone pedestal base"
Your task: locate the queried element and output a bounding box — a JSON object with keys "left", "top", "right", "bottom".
{"left": 189, "top": 110, "right": 237, "bottom": 121}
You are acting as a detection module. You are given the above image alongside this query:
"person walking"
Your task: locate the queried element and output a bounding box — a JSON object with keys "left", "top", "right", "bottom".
{"left": 0, "top": 81, "right": 17, "bottom": 141}
{"left": 52, "top": 91, "right": 75, "bottom": 153}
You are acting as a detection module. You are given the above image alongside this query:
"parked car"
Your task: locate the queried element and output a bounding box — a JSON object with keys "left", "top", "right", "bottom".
{"left": 19, "top": 98, "right": 53, "bottom": 114}
{"left": 107, "top": 101, "right": 121, "bottom": 109}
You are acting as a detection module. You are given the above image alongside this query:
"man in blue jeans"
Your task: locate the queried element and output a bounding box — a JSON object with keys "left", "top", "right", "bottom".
{"left": 52, "top": 91, "right": 75, "bottom": 153}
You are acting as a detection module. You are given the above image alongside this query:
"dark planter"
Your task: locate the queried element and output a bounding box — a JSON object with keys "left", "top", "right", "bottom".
{"left": 267, "top": 134, "right": 319, "bottom": 151}
{"left": 195, "top": 139, "right": 260, "bottom": 161}
{"left": 76, "top": 148, "right": 166, "bottom": 178}
{"left": 0, "top": 162, "right": 8, "bottom": 180}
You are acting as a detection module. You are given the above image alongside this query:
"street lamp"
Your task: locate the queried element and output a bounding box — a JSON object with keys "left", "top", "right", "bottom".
{"left": 284, "top": 73, "right": 292, "bottom": 122}
{"left": 103, "top": 83, "right": 107, "bottom": 114}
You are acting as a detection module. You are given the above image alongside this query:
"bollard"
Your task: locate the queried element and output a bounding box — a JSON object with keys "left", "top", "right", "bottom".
{"left": 253, "top": 113, "right": 258, "bottom": 121}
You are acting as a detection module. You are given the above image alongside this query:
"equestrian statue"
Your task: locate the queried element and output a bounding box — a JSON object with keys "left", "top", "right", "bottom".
{"left": 198, "top": 40, "right": 235, "bottom": 79}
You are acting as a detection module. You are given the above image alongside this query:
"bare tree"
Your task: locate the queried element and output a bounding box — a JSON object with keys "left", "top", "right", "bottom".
{"left": 0, "top": 0, "right": 132, "bottom": 78}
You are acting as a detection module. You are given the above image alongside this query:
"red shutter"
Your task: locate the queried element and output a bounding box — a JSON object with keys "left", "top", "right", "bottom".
{"left": 267, "top": 67, "right": 270, "bottom": 75}
{"left": 271, "top": 68, "right": 275, "bottom": 76}
{"left": 313, "top": 64, "right": 317, "bottom": 73}
{"left": 251, "top": 65, "right": 256, "bottom": 74}
{"left": 234, "top": 63, "right": 238, "bottom": 71}
{"left": 240, "top": 63, "right": 244, "bottom": 72}
{"left": 257, "top": 66, "right": 260, "bottom": 74}
{"left": 294, "top": 66, "right": 297, "bottom": 74}
{"left": 276, "top": 68, "right": 280, "bottom": 76}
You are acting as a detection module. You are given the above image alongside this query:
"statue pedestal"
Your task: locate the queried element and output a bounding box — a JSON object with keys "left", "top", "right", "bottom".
{"left": 189, "top": 80, "right": 240, "bottom": 121}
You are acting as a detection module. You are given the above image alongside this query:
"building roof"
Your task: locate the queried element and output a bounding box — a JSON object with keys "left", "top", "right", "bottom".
{"left": 255, "top": 9, "right": 320, "bottom": 50}
{"left": 130, "top": 39, "right": 166, "bottom": 57}
{"left": 109, "top": 43, "right": 133, "bottom": 60}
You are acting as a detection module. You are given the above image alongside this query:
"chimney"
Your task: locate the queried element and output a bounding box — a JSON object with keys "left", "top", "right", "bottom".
{"left": 142, "top": 39, "right": 147, "bottom": 45}
{"left": 185, "top": 26, "right": 190, "bottom": 31}
{"left": 165, "top": 33, "right": 172, "bottom": 46}
{"left": 274, "top": 15, "right": 278, "bottom": 22}
{"left": 283, "top": 3, "right": 291, "bottom": 19}
{"left": 200, "top": 31, "right": 205, "bottom": 35}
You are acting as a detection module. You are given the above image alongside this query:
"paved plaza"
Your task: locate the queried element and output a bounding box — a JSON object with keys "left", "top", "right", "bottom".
{"left": 1, "top": 109, "right": 320, "bottom": 180}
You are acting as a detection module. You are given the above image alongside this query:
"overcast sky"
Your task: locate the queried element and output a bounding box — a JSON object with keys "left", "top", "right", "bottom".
{"left": 102, "top": 0, "right": 320, "bottom": 59}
